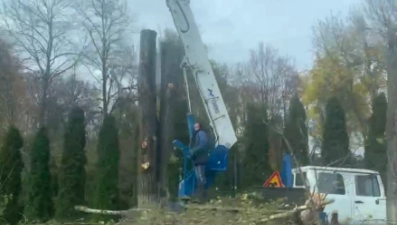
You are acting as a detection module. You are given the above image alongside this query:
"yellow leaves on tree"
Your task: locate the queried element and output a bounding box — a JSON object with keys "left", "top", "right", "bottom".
{"left": 301, "top": 53, "right": 370, "bottom": 139}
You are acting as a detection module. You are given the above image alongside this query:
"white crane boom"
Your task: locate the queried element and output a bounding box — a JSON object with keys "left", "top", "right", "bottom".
{"left": 166, "top": 0, "right": 237, "bottom": 149}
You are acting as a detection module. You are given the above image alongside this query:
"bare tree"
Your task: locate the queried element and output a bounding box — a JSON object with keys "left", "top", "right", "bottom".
{"left": 246, "top": 42, "right": 298, "bottom": 120}
{"left": 76, "top": 0, "right": 136, "bottom": 117}
{"left": 51, "top": 72, "right": 101, "bottom": 129}
{"left": 229, "top": 62, "right": 254, "bottom": 133}
{"left": 0, "top": 0, "right": 85, "bottom": 126}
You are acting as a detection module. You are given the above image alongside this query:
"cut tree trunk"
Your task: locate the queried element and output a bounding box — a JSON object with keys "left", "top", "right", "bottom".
{"left": 137, "top": 29, "right": 160, "bottom": 207}
{"left": 158, "top": 40, "right": 178, "bottom": 188}
{"left": 158, "top": 84, "right": 174, "bottom": 188}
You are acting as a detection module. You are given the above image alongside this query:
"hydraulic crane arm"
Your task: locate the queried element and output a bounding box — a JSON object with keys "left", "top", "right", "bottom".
{"left": 166, "top": 0, "right": 237, "bottom": 149}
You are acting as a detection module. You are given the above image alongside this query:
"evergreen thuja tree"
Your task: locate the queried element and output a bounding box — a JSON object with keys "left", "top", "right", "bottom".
{"left": 284, "top": 94, "right": 310, "bottom": 166}
{"left": 0, "top": 126, "right": 24, "bottom": 225}
{"left": 25, "top": 127, "right": 53, "bottom": 222}
{"left": 92, "top": 115, "right": 120, "bottom": 212}
{"left": 55, "top": 107, "right": 87, "bottom": 220}
{"left": 167, "top": 97, "right": 189, "bottom": 200}
{"left": 321, "top": 97, "right": 350, "bottom": 166}
{"left": 242, "top": 102, "right": 271, "bottom": 188}
{"left": 365, "top": 93, "right": 387, "bottom": 182}
{"left": 50, "top": 157, "right": 59, "bottom": 202}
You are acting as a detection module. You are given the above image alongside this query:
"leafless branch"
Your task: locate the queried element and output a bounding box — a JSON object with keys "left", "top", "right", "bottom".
{"left": 243, "top": 43, "right": 299, "bottom": 120}
{"left": 0, "top": 0, "right": 87, "bottom": 126}
{"left": 75, "top": 0, "right": 136, "bottom": 116}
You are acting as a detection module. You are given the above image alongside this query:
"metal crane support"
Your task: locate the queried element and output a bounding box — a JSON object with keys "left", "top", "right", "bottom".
{"left": 167, "top": 0, "right": 237, "bottom": 198}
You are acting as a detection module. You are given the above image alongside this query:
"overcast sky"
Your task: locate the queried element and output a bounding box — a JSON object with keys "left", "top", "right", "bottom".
{"left": 129, "top": 0, "right": 360, "bottom": 71}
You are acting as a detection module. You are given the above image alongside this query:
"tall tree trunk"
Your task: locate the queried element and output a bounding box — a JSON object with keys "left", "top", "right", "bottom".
{"left": 158, "top": 85, "right": 173, "bottom": 189}
{"left": 158, "top": 42, "right": 179, "bottom": 191}
{"left": 137, "top": 29, "right": 159, "bottom": 207}
{"left": 39, "top": 75, "right": 49, "bottom": 127}
{"left": 386, "top": 28, "right": 397, "bottom": 222}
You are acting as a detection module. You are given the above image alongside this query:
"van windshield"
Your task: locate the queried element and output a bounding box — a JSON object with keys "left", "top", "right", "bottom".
{"left": 317, "top": 172, "right": 346, "bottom": 195}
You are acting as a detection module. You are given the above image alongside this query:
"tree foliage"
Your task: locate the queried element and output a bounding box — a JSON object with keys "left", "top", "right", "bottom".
{"left": 302, "top": 53, "right": 369, "bottom": 139}
{"left": 303, "top": 12, "right": 386, "bottom": 151}
{"left": 55, "top": 107, "right": 87, "bottom": 219}
{"left": 25, "top": 127, "right": 54, "bottom": 222}
{"left": 0, "top": 126, "right": 24, "bottom": 225}
{"left": 321, "top": 97, "right": 350, "bottom": 166}
{"left": 91, "top": 115, "right": 120, "bottom": 212}
{"left": 364, "top": 93, "right": 387, "bottom": 181}
{"left": 242, "top": 102, "right": 271, "bottom": 188}
{"left": 284, "top": 94, "right": 309, "bottom": 166}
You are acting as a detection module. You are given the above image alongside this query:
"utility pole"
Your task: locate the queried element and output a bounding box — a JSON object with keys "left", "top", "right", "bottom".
{"left": 385, "top": 26, "right": 397, "bottom": 223}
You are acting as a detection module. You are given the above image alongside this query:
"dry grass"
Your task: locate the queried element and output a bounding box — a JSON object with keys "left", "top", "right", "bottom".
{"left": 74, "top": 193, "right": 310, "bottom": 225}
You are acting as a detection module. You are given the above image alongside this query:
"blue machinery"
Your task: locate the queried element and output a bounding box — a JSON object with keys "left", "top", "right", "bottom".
{"left": 280, "top": 154, "right": 293, "bottom": 188}
{"left": 173, "top": 114, "right": 295, "bottom": 198}
{"left": 173, "top": 113, "right": 230, "bottom": 198}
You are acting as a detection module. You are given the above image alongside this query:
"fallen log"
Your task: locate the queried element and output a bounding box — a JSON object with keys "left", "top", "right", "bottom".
{"left": 258, "top": 198, "right": 335, "bottom": 223}
{"left": 74, "top": 198, "right": 335, "bottom": 224}
{"left": 74, "top": 205, "right": 149, "bottom": 218}
{"left": 184, "top": 204, "right": 245, "bottom": 212}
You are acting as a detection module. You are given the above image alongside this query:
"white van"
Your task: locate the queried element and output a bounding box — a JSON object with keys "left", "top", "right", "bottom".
{"left": 292, "top": 166, "right": 387, "bottom": 225}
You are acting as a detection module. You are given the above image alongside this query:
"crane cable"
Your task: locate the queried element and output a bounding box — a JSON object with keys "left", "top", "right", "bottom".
{"left": 182, "top": 66, "right": 192, "bottom": 113}
{"left": 181, "top": 64, "right": 193, "bottom": 186}
{"left": 182, "top": 64, "right": 194, "bottom": 149}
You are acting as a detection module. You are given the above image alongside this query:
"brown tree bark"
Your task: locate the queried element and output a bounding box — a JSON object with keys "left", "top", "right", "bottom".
{"left": 157, "top": 41, "right": 180, "bottom": 190}
{"left": 137, "top": 29, "right": 160, "bottom": 206}
{"left": 158, "top": 84, "right": 174, "bottom": 188}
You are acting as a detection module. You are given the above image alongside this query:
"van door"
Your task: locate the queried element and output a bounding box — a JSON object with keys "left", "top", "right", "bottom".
{"left": 351, "top": 173, "right": 387, "bottom": 225}
{"left": 314, "top": 171, "right": 353, "bottom": 224}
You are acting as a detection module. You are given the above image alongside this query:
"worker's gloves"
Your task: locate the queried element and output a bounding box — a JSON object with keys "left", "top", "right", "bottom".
{"left": 190, "top": 147, "right": 201, "bottom": 158}
{"left": 189, "top": 148, "right": 197, "bottom": 157}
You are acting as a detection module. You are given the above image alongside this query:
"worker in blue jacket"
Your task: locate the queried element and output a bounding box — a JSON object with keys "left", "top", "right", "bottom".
{"left": 190, "top": 122, "right": 210, "bottom": 201}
